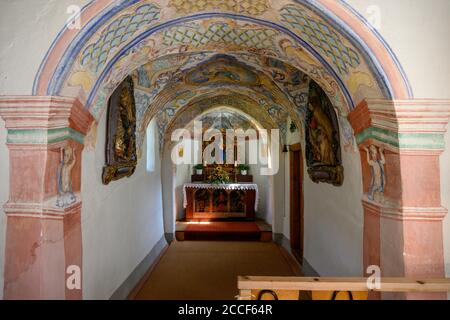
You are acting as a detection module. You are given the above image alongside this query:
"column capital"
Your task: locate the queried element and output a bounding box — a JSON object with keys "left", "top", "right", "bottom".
{"left": 348, "top": 99, "right": 450, "bottom": 153}
{"left": 0, "top": 96, "right": 94, "bottom": 145}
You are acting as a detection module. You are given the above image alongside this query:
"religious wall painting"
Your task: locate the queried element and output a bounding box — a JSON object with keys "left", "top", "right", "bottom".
{"left": 339, "top": 116, "right": 357, "bottom": 152}
{"left": 184, "top": 55, "right": 260, "bottom": 86}
{"left": 102, "top": 76, "right": 138, "bottom": 185}
{"left": 305, "top": 81, "right": 344, "bottom": 186}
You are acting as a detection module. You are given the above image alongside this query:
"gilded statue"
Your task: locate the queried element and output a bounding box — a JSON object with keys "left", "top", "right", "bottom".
{"left": 305, "top": 82, "right": 343, "bottom": 186}
{"left": 114, "top": 86, "right": 136, "bottom": 162}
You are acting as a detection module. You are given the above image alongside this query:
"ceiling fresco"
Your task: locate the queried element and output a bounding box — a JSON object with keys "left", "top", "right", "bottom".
{"left": 162, "top": 95, "right": 283, "bottom": 153}
{"left": 29, "top": 0, "right": 404, "bottom": 161}
{"left": 47, "top": 0, "right": 392, "bottom": 120}
{"left": 185, "top": 109, "right": 259, "bottom": 133}
{"left": 68, "top": 17, "right": 357, "bottom": 117}
{"left": 168, "top": 0, "right": 270, "bottom": 15}
{"left": 155, "top": 91, "right": 289, "bottom": 155}
{"left": 117, "top": 50, "right": 357, "bottom": 156}
{"left": 126, "top": 53, "right": 310, "bottom": 154}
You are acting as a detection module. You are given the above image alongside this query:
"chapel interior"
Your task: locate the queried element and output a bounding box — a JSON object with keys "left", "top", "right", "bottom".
{"left": 0, "top": 0, "right": 450, "bottom": 301}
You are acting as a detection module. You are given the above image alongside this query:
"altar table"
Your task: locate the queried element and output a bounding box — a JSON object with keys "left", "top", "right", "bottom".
{"left": 183, "top": 183, "right": 258, "bottom": 221}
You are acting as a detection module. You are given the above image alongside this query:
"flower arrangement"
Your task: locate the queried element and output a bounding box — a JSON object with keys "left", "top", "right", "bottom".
{"left": 207, "top": 166, "right": 231, "bottom": 184}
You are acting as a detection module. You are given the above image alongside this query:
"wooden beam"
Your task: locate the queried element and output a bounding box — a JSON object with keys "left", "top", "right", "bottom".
{"left": 238, "top": 276, "right": 450, "bottom": 293}
{"left": 238, "top": 289, "right": 253, "bottom": 300}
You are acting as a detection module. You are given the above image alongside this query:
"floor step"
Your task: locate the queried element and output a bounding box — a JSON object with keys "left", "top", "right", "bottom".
{"left": 175, "top": 221, "right": 272, "bottom": 242}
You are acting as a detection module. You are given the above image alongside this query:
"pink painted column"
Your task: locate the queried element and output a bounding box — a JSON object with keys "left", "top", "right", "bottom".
{"left": 349, "top": 99, "right": 450, "bottom": 299}
{"left": 0, "top": 97, "right": 94, "bottom": 299}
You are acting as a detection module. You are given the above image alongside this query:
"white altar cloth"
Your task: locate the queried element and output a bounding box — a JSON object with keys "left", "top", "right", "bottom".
{"left": 183, "top": 183, "right": 259, "bottom": 211}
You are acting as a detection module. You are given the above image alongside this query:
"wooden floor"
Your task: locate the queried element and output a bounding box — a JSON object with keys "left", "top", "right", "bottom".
{"left": 132, "top": 241, "right": 302, "bottom": 300}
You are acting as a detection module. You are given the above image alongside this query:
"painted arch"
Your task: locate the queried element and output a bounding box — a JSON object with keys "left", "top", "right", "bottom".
{"left": 33, "top": 0, "right": 412, "bottom": 120}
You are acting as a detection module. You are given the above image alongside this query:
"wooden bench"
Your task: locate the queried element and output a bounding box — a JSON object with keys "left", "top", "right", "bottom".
{"left": 238, "top": 276, "right": 450, "bottom": 300}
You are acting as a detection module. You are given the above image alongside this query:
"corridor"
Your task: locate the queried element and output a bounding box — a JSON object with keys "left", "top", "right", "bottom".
{"left": 133, "top": 241, "right": 301, "bottom": 300}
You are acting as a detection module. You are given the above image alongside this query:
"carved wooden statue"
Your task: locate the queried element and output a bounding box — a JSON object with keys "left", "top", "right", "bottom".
{"left": 305, "top": 81, "right": 343, "bottom": 186}
{"left": 102, "top": 76, "right": 137, "bottom": 185}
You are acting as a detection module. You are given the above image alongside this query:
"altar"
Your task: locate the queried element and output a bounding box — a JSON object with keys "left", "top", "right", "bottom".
{"left": 183, "top": 183, "right": 258, "bottom": 221}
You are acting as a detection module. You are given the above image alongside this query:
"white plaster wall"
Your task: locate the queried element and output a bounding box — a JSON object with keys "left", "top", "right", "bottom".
{"left": 0, "top": 120, "right": 8, "bottom": 300}
{"left": 174, "top": 163, "right": 191, "bottom": 220}
{"left": 247, "top": 137, "right": 275, "bottom": 226}
{"left": 250, "top": 164, "right": 269, "bottom": 223}
{"left": 303, "top": 149, "right": 364, "bottom": 276}
{"left": 272, "top": 149, "right": 286, "bottom": 234}
{"left": 161, "top": 147, "right": 176, "bottom": 234}
{"left": 81, "top": 114, "right": 165, "bottom": 300}
{"left": 282, "top": 117, "right": 364, "bottom": 276}
{"left": 346, "top": 0, "right": 450, "bottom": 99}
{"left": 0, "top": 0, "right": 89, "bottom": 94}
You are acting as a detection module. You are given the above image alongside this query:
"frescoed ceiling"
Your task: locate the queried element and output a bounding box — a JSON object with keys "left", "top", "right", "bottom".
{"left": 127, "top": 53, "right": 304, "bottom": 154}
{"left": 118, "top": 51, "right": 359, "bottom": 156}
{"left": 38, "top": 0, "right": 406, "bottom": 119}
{"left": 162, "top": 93, "right": 286, "bottom": 153}
{"left": 32, "top": 0, "right": 411, "bottom": 158}
{"left": 183, "top": 108, "right": 260, "bottom": 134}
{"left": 71, "top": 16, "right": 358, "bottom": 118}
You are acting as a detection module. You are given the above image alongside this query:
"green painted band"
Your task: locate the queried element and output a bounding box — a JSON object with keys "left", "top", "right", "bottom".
{"left": 7, "top": 128, "right": 85, "bottom": 145}
{"left": 356, "top": 127, "right": 444, "bottom": 150}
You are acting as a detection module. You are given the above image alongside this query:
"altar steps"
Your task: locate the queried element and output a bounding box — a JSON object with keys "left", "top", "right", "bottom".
{"left": 175, "top": 220, "right": 272, "bottom": 242}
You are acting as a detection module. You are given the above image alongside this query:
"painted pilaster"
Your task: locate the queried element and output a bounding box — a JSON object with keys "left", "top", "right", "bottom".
{"left": 0, "top": 96, "right": 94, "bottom": 300}
{"left": 349, "top": 99, "right": 450, "bottom": 299}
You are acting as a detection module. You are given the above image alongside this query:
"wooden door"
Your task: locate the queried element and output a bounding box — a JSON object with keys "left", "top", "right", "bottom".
{"left": 289, "top": 143, "right": 304, "bottom": 264}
